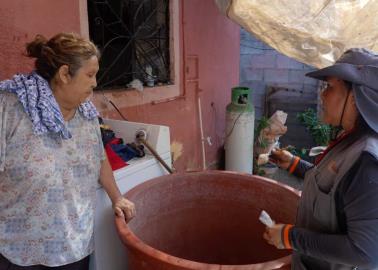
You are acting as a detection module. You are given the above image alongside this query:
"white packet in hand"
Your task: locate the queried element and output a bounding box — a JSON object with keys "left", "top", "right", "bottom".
{"left": 259, "top": 210, "right": 275, "bottom": 228}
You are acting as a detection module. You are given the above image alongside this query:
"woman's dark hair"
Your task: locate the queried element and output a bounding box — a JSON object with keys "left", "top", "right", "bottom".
{"left": 343, "top": 80, "right": 353, "bottom": 91}
{"left": 26, "top": 33, "right": 100, "bottom": 82}
{"left": 355, "top": 114, "right": 374, "bottom": 134}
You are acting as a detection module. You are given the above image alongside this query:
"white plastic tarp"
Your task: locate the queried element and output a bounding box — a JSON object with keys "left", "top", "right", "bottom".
{"left": 215, "top": 0, "right": 378, "bottom": 68}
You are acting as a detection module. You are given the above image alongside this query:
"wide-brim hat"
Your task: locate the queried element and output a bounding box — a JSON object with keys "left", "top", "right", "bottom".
{"left": 306, "top": 48, "right": 378, "bottom": 133}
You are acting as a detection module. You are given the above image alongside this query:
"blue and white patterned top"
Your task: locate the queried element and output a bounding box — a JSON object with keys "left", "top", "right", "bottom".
{"left": 0, "top": 92, "right": 105, "bottom": 266}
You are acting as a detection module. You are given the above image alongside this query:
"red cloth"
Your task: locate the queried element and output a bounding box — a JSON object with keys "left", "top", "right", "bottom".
{"left": 105, "top": 138, "right": 128, "bottom": 171}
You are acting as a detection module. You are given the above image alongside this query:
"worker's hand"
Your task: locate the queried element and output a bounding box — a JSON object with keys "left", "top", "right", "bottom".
{"left": 113, "top": 197, "right": 136, "bottom": 223}
{"left": 269, "top": 148, "right": 293, "bottom": 170}
{"left": 263, "top": 224, "right": 293, "bottom": 249}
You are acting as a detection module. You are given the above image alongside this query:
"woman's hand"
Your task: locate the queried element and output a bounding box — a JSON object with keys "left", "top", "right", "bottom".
{"left": 113, "top": 197, "right": 136, "bottom": 223}
{"left": 263, "top": 224, "right": 285, "bottom": 249}
{"left": 270, "top": 148, "right": 293, "bottom": 170}
{"left": 263, "top": 224, "right": 293, "bottom": 250}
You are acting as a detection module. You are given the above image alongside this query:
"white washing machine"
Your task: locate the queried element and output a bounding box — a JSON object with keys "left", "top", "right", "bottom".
{"left": 89, "top": 119, "right": 171, "bottom": 270}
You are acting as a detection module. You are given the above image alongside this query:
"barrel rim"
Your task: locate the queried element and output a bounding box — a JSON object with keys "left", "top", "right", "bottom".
{"left": 114, "top": 170, "right": 299, "bottom": 269}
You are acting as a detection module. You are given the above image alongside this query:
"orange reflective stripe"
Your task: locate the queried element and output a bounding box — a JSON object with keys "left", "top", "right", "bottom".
{"left": 283, "top": 224, "right": 294, "bottom": 249}
{"left": 288, "top": 156, "right": 300, "bottom": 174}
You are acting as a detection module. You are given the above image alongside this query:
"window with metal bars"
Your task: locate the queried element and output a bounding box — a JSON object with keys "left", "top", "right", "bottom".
{"left": 88, "top": 0, "right": 170, "bottom": 90}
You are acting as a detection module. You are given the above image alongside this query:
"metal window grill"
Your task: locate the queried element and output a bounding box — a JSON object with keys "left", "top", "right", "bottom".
{"left": 88, "top": 0, "right": 170, "bottom": 89}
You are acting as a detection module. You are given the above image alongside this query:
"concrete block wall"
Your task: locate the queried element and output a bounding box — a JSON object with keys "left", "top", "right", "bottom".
{"left": 240, "top": 29, "right": 319, "bottom": 119}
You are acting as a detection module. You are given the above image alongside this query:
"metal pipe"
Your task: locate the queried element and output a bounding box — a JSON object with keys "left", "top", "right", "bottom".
{"left": 197, "top": 96, "right": 207, "bottom": 170}
{"left": 136, "top": 133, "right": 174, "bottom": 174}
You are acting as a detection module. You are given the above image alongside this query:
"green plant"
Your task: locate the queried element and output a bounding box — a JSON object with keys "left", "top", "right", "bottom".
{"left": 254, "top": 116, "right": 269, "bottom": 148}
{"left": 253, "top": 117, "right": 270, "bottom": 175}
{"left": 297, "top": 108, "right": 331, "bottom": 146}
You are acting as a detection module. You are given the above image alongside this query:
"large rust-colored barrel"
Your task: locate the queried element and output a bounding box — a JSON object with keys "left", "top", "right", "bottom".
{"left": 115, "top": 171, "right": 300, "bottom": 270}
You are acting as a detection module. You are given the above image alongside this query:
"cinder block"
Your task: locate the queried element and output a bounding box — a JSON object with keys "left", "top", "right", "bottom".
{"left": 304, "top": 76, "right": 319, "bottom": 86}
{"left": 240, "top": 67, "right": 264, "bottom": 82}
{"left": 303, "top": 64, "right": 317, "bottom": 70}
{"left": 252, "top": 39, "right": 272, "bottom": 50}
{"left": 240, "top": 44, "right": 265, "bottom": 55}
{"left": 240, "top": 54, "right": 254, "bottom": 69}
{"left": 276, "top": 55, "right": 304, "bottom": 69}
{"left": 240, "top": 29, "right": 263, "bottom": 44}
{"left": 250, "top": 54, "right": 277, "bottom": 69}
{"left": 240, "top": 31, "right": 266, "bottom": 55}
{"left": 254, "top": 108, "right": 264, "bottom": 120}
{"left": 240, "top": 28, "right": 254, "bottom": 41}
{"left": 242, "top": 81, "right": 266, "bottom": 95}
{"left": 303, "top": 85, "right": 319, "bottom": 93}
{"left": 289, "top": 70, "right": 306, "bottom": 84}
{"left": 264, "top": 69, "right": 289, "bottom": 83}
{"left": 263, "top": 49, "right": 279, "bottom": 55}
{"left": 252, "top": 94, "right": 265, "bottom": 109}
{"left": 272, "top": 83, "right": 304, "bottom": 91}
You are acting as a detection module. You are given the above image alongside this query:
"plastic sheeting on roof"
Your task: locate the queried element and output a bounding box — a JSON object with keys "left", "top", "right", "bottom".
{"left": 215, "top": 0, "right": 378, "bottom": 68}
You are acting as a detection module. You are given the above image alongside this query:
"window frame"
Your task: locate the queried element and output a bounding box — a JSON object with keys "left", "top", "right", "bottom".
{"left": 80, "top": 0, "right": 182, "bottom": 107}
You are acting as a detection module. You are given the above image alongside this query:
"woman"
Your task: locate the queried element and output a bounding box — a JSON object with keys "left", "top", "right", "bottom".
{"left": 263, "top": 48, "right": 378, "bottom": 269}
{"left": 0, "top": 33, "right": 135, "bottom": 269}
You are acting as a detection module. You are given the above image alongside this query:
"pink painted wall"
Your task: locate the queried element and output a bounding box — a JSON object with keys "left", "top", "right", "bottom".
{"left": 182, "top": 0, "right": 240, "bottom": 170}
{"left": 0, "top": 1, "right": 240, "bottom": 172}
{"left": 0, "top": 0, "right": 81, "bottom": 79}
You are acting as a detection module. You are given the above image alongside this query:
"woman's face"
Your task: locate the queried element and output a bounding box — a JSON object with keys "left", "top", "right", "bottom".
{"left": 57, "top": 55, "right": 99, "bottom": 108}
{"left": 320, "top": 76, "right": 357, "bottom": 128}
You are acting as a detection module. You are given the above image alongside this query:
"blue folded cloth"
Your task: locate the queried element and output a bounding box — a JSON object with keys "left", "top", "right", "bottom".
{"left": 0, "top": 71, "right": 98, "bottom": 139}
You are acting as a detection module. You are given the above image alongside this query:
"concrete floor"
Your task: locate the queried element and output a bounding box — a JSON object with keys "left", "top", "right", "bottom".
{"left": 263, "top": 166, "right": 303, "bottom": 191}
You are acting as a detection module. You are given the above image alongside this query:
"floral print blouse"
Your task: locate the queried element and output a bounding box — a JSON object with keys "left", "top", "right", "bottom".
{"left": 0, "top": 92, "right": 105, "bottom": 266}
